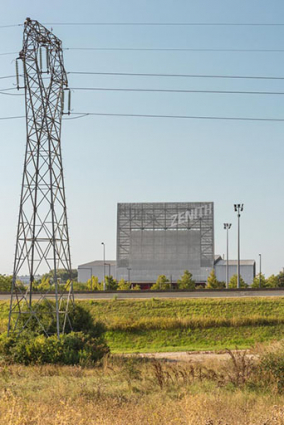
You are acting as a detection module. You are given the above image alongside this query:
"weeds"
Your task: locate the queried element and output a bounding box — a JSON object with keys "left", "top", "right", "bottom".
{"left": 0, "top": 345, "right": 284, "bottom": 424}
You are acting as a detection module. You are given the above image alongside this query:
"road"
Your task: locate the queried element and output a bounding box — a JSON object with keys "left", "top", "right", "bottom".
{"left": 1, "top": 289, "right": 284, "bottom": 300}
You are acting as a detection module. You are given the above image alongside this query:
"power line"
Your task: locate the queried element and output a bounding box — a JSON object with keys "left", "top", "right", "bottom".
{"left": 43, "top": 22, "right": 284, "bottom": 27}
{"left": 0, "top": 115, "right": 24, "bottom": 120}
{"left": 68, "top": 112, "right": 284, "bottom": 122}
{"left": 0, "top": 75, "right": 17, "bottom": 80}
{"left": 4, "top": 84, "right": 284, "bottom": 97}
{"left": 0, "top": 24, "right": 22, "bottom": 29}
{"left": 69, "top": 71, "right": 284, "bottom": 81}
{"left": 2, "top": 71, "right": 284, "bottom": 81}
{"left": 0, "top": 112, "right": 283, "bottom": 122}
{"left": 0, "top": 51, "right": 18, "bottom": 56}
{"left": 70, "top": 86, "right": 284, "bottom": 96}
{"left": 65, "top": 47, "right": 284, "bottom": 53}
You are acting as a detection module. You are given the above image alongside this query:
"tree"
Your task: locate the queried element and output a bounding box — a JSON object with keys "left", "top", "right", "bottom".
{"left": 251, "top": 273, "right": 266, "bottom": 288}
{"left": 131, "top": 284, "right": 140, "bottom": 290}
{"left": 277, "top": 272, "right": 284, "bottom": 288}
{"left": 86, "top": 276, "right": 103, "bottom": 291}
{"left": 0, "top": 275, "right": 13, "bottom": 291}
{"left": 41, "top": 268, "right": 78, "bottom": 283}
{"left": 117, "top": 278, "right": 131, "bottom": 290}
{"left": 151, "top": 275, "right": 171, "bottom": 290}
{"left": 266, "top": 274, "right": 279, "bottom": 288}
{"left": 177, "top": 270, "right": 195, "bottom": 290}
{"left": 206, "top": 269, "right": 225, "bottom": 289}
{"left": 104, "top": 275, "right": 118, "bottom": 290}
{"left": 228, "top": 274, "right": 248, "bottom": 288}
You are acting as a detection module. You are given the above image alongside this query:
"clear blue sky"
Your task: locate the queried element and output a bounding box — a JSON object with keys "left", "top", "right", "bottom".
{"left": 1, "top": 1, "right": 284, "bottom": 276}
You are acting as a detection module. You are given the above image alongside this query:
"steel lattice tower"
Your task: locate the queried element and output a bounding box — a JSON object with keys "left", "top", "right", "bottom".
{"left": 8, "top": 18, "right": 73, "bottom": 338}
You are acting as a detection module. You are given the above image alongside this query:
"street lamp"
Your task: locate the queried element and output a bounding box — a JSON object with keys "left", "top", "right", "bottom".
{"left": 223, "top": 223, "right": 232, "bottom": 289}
{"left": 259, "top": 254, "right": 262, "bottom": 288}
{"left": 127, "top": 267, "right": 131, "bottom": 287}
{"left": 234, "top": 204, "right": 244, "bottom": 289}
{"left": 101, "top": 242, "right": 105, "bottom": 290}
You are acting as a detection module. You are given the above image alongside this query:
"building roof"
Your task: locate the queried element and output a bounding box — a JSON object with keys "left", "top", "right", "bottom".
{"left": 215, "top": 258, "right": 255, "bottom": 266}
{"left": 78, "top": 260, "right": 116, "bottom": 268}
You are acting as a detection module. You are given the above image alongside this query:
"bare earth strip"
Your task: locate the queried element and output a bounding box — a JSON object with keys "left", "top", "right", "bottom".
{"left": 124, "top": 350, "right": 256, "bottom": 362}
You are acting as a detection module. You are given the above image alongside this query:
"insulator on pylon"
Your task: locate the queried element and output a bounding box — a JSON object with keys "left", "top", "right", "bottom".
{"left": 46, "top": 48, "right": 49, "bottom": 74}
{"left": 39, "top": 47, "right": 43, "bottom": 71}
{"left": 68, "top": 90, "right": 71, "bottom": 115}
{"left": 15, "top": 60, "right": 20, "bottom": 90}
{"left": 61, "top": 90, "right": 65, "bottom": 114}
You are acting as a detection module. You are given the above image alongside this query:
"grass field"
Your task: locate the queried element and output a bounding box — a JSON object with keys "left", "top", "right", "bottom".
{"left": 1, "top": 297, "right": 284, "bottom": 352}
{"left": 1, "top": 350, "right": 284, "bottom": 425}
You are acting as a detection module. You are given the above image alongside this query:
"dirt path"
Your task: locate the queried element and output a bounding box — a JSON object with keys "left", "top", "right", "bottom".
{"left": 125, "top": 350, "right": 255, "bottom": 363}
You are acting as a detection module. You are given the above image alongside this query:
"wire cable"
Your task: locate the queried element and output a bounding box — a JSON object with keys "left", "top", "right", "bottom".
{"left": 43, "top": 22, "right": 284, "bottom": 27}
{"left": 70, "top": 86, "right": 284, "bottom": 96}
{"left": 0, "top": 115, "right": 24, "bottom": 120}
{"left": 69, "top": 71, "right": 284, "bottom": 81}
{"left": 0, "top": 51, "right": 18, "bottom": 56}
{"left": 67, "top": 112, "right": 284, "bottom": 122}
{"left": 0, "top": 112, "right": 283, "bottom": 122}
{"left": 65, "top": 47, "right": 284, "bottom": 53}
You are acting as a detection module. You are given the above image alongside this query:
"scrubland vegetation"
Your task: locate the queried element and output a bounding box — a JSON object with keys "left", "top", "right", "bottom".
{"left": 1, "top": 342, "right": 284, "bottom": 424}
{"left": 0, "top": 297, "right": 284, "bottom": 423}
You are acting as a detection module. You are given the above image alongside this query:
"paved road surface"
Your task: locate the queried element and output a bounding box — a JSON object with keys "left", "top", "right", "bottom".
{"left": 1, "top": 289, "right": 284, "bottom": 300}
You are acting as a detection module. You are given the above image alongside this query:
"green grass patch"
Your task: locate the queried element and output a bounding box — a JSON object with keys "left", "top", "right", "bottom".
{"left": 1, "top": 297, "right": 284, "bottom": 352}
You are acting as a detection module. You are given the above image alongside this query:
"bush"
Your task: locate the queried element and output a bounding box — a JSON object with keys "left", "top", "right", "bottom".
{"left": 151, "top": 275, "right": 171, "bottom": 290}
{"left": 177, "top": 270, "right": 195, "bottom": 290}
{"left": 260, "top": 342, "right": 284, "bottom": 393}
{"left": 0, "top": 331, "right": 109, "bottom": 365}
{"left": 0, "top": 302, "right": 109, "bottom": 365}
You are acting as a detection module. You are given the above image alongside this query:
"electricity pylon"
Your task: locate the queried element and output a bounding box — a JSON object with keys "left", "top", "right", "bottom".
{"left": 8, "top": 18, "right": 73, "bottom": 338}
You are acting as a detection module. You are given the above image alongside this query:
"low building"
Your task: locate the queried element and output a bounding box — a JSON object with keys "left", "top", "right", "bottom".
{"left": 78, "top": 260, "right": 116, "bottom": 283}
{"left": 214, "top": 256, "right": 255, "bottom": 285}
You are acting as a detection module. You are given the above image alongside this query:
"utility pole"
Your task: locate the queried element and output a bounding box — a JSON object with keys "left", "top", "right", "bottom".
{"left": 259, "top": 254, "right": 262, "bottom": 288}
{"left": 8, "top": 18, "right": 73, "bottom": 338}
{"left": 223, "top": 223, "right": 232, "bottom": 288}
{"left": 234, "top": 204, "right": 244, "bottom": 289}
{"left": 101, "top": 242, "right": 106, "bottom": 290}
{"left": 127, "top": 267, "right": 131, "bottom": 287}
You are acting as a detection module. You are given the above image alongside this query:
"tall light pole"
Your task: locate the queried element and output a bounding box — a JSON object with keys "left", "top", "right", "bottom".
{"left": 234, "top": 204, "right": 244, "bottom": 289}
{"left": 127, "top": 267, "right": 131, "bottom": 287}
{"left": 224, "top": 223, "right": 232, "bottom": 289}
{"left": 101, "top": 242, "right": 105, "bottom": 290}
{"left": 259, "top": 253, "right": 262, "bottom": 288}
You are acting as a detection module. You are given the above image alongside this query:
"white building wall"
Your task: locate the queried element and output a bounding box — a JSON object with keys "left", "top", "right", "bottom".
{"left": 78, "top": 261, "right": 116, "bottom": 283}
{"left": 215, "top": 263, "right": 255, "bottom": 285}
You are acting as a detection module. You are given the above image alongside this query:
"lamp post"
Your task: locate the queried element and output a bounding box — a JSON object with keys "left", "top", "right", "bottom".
{"left": 101, "top": 242, "right": 105, "bottom": 290}
{"left": 234, "top": 204, "right": 244, "bottom": 289}
{"left": 127, "top": 267, "right": 131, "bottom": 287}
{"left": 223, "top": 223, "right": 232, "bottom": 289}
{"left": 259, "top": 254, "right": 262, "bottom": 288}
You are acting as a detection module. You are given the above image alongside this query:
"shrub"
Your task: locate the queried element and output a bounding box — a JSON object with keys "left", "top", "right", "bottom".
{"left": 0, "top": 303, "right": 109, "bottom": 365}
{"left": 0, "top": 331, "right": 109, "bottom": 365}
{"left": 229, "top": 274, "right": 248, "bottom": 288}
{"left": 177, "top": 270, "right": 195, "bottom": 290}
{"left": 260, "top": 342, "right": 284, "bottom": 393}
{"left": 117, "top": 279, "right": 131, "bottom": 290}
{"left": 206, "top": 270, "right": 225, "bottom": 289}
{"left": 151, "top": 275, "right": 171, "bottom": 290}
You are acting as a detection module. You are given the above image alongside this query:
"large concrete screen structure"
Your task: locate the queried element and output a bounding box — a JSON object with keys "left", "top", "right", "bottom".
{"left": 117, "top": 202, "right": 214, "bottom": 283}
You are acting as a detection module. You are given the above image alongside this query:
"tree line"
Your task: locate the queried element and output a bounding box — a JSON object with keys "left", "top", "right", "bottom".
{"left": 1, "top": 269, "right": 284, "bottom": 292}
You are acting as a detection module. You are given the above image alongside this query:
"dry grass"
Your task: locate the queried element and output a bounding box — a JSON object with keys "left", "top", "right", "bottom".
{"left": 0, "top": 352, "right": 284, "bottom": 425}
